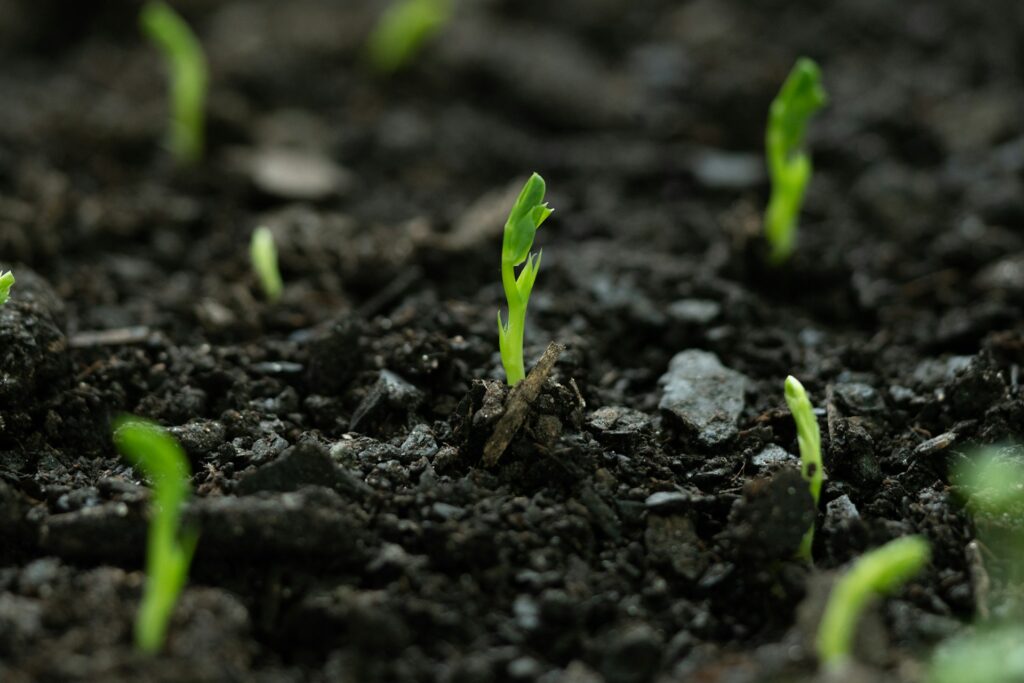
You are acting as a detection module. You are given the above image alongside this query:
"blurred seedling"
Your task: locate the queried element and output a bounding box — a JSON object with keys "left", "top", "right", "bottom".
{"left": 250, "top": 226, "right": 284, "bottom": 302}
{"left": 927, "top": 624, "right": 1024, "bottom": 683}
{"left": 498, "top": 172, "right": 553, "bottom": 386}
{"left": 925, "top": 448, "right": 1024, "bottom": 682}
{"left": 140, "top": 1, "right": 208, "bottom": 164}
{"left": 952, "top": 446, "right": 1024, "bottom": 606}
{"left": 784, "top": 375, "right": 823, "bottom": 561}
{"left": 114, "top": 416, "right": 198, "bottom": 654}
{"left": 764, "top": 57, "right": 827, "bottom": 263}
{"left": 0, "top": 271, "right": 14, "bottom": 306}
{"left": 817, "top": 535, "right": 931, "bottom": 671}
{"left": 366, "top": 0, "right": 452, "bottom": 74}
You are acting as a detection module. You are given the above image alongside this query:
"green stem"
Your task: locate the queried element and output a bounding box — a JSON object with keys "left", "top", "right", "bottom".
{"left": 501, "top": 260, "right": 527, "bottom": 385}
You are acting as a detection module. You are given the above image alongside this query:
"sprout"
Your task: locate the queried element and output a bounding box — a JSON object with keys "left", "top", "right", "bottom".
{"left": 817, "top": 536, "right": 931, "bottom": 670}
{"left": 140, "top": 1, "right": 208, "bottom": 164}
{"left": 764, "top": 57, "right": 827, "bottom": 263}
{"left": 366, "top": 0, "right": 452, "bottom": 74}
{"left": 954, "top": 448, "right": 1024, "bottom": 515}
{"left": 953, "top": 447, "right": 1024, "bottom": 592}
{"left": 114, "top": 416, "right": 198, "bottom": 654}
{"left": 0, "top": 271, "right": 14, "bottom": 306}
{"left": 784, "top": 375, "right": 823, "bottom": 561}
{"left": 920, "top": 449, "right": 1024, "bottom": 682}
{"left": 497, "top": 172, "right": 554, "bottom": 386}
{"left": 250, "top": 226, "right": 283, "bottom": 302}
{"left": 928, "top": 625, "right": 1024, "bottom": 683}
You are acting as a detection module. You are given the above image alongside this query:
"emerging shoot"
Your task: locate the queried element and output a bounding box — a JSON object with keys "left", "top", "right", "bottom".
{"left": 928, "top": 625, "right": 1024, "bottom": 683}
{"left": 140, "top": 1, "right": 208, "bottom": 164}
{"left": 367, "top": 0, "right": 452, "bottom": 74}
{"left": 0, "top": 271, "right": 14, "bottom": 306}
{"left": 784, "top": 375, "right": 823, "bottom": 560}
{"left": 764, "top": 57, "right": 827, "bottom": 263}
{"left": 250, "top": 226, "right": 284, "bottom": 302}
{"left": 498, "top": 172, "right": 553, "bottom": 386}
{"left": 114, "top": 416, "right": 198, "bottom": 654}
{"left": 817, "top": 536, "right": 930, "bottom": 670}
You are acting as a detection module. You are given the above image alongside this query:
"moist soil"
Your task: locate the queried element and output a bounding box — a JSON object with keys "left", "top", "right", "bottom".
{"left": 1, "top": 1, "right": 1023, "bottom": 681}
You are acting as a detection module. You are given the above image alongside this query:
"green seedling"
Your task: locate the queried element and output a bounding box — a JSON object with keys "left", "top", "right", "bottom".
{"left": 114, "top": 416, "right": 198, "bottom": 654}
{"left": 498, "top": 172, "right": 553, "bottom": 386}
{"left": 928, "top": 625, "right": 1024, "bottom": 683}
{"left": 927, "top": 449, "right": 1024, "bottom": 682}
{"left": 0, "top": 271, "right": 14, "bottom": 306}
{"left": 784, "top": 375, "right": 823, "bottom": 560}
{"left": 817, "top": 536, "right": 931, "bottom": 670}
{"left": 764, "top": 57, "right": 827, "bottom": 263}
{"left": 954, "top": 448, "right": 1024, "bottom": 515}
{"left": 140, "top": 1, "right": 208, "bottom": 164}
{"left": 366, "top": 0, "right": 452, "bottom": 74}
{"left": 250, "top": 226, "right": 283, "bottom": 302}
{"left": 953, "top": 447, "right": 1024, "bottom": 603}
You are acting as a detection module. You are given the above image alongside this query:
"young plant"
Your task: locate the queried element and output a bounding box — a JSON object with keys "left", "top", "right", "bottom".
{"left": 140, "top": 1, "right": 208, "bottom": 164}
{"left": 0, "top": 271, "right": 14, "bottom": 306}
{"left": 764, "top": 57, "right": 827, "bottom": 263}
{"left": 928, "top": 625, "right": 1024, "bottom": 683}
{"left": 114, "top": 416, "right": 198, "bottom": 654}
{"left": 927, "top": 450, "right": 1024, "bottom": 682}
{"left": 366, "top": 0, "right": 452, "bottom": 74}
{"left": 250, "top": 226, "right": 283, "bottom": 302}
{"left": 817, "top": 536, "right": 930, "bottom": 670}
{"left": 498, "top": 172, "right": 553, "bottom": 386}
{"left": 784, "top": 375, "right": 823, "bottom": 560}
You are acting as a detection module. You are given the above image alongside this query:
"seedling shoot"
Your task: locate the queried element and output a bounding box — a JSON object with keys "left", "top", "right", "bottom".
{"left": 250, "top": 226, "right": 284, "bottom": 302}
{"left": 498, "top": 172, "right": 553, "bottom": 385}
{"left": 784, "top": 375, "right": 823, "bottom": 561}
{"left": 0, "top": 271, "right": 14, "bottom": 306}
{"left": 114, "top": 416, "right": 198, "bottom": 654}
{"left": 140, "top": 1, "right": 208, "bottom": 164}
{"left": 764, "top": 57, "right": 827, "bottom": 263}
{"left": 817, "top": 536, "right": 930, "bottom": 670}
{"left": 367, "top": 0, "right": 452, "bottom": 74}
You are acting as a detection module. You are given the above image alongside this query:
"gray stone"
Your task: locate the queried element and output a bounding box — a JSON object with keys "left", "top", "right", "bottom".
{"left": 513, "top": 594, "right": 540, "bottom": 630}
{"left": 237, "top": 441, "right": 370, "bottom": 500}
{"left": 751, "top": 444, "right": 798, "bottom": 470}
{"left": 643, "top": 488, "right": 712, "bottom": 510}
{"left": 912, "top": 356, "right": 972, "bottom": 387}
{"left": 975, "top": 253, "right": 1024, "bottom": 293}
{"left": 400, "top": 424, "right": 439, "bottom": 462}
{"left": 246, "top": 147, "right": 352, "bottom": 201}
{"left": 167, "top": 419, "right": 227, "bottom": 461}
{"left": 350, "top": 370, "right": 423, "bottom": 433}
{"left": 586, "top": 406, "right": 652, "bottom": 453}
{"left": 824, "top": 494, "right": 860, "bottom": 531}
{"left": 689, "top": 149, "right": 764, "bottom": 189}
{"left": 666, "top": 299, "right": 721, "bottom": 325}
{"left": 833, "top": 382, "right": 886, "bottom": 415}
{"left": 658, "top": 350, "right": 748, "bottom": 447}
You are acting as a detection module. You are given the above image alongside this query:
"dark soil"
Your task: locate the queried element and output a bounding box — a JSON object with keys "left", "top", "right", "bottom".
{"left": 2, "top": 0, "right": 1023, "bottom": 681}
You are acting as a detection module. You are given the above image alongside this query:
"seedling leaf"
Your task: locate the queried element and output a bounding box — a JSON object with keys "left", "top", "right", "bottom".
{"left": 498, "top": 173, "right": 553, "bottom": 385}
{"left": 784, "top": 375, "right": 823, "bottom": 560}
{"left": 250, "top": 226, "right": 284, "bottom": 302}
{"left": 817, "top": 536, "right": 930, "bottom": 670}
{"left": 764, "top": 57, "right": 826, "bottom": 263}
{"left": 367, "top": 0, "right": 452, "bottom": 74}
{"left": 140, "top": 1, "right": 208, "bottom": 164}
{"left": 114, "top": 416, "right": 197, "bottom": 654}
{"left": 0, "top": 271, "right": 14, "bottom": 306}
